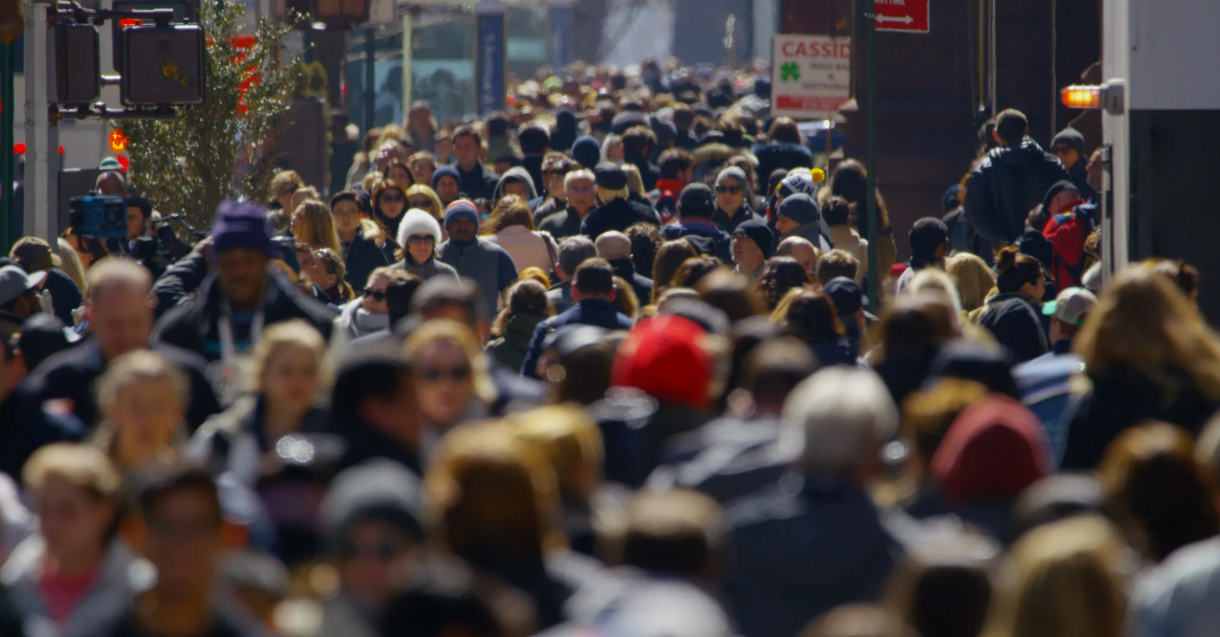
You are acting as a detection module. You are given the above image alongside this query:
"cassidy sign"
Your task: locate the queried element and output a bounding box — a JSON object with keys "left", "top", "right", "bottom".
{"left": 771, "top": 35, "right": 851, "bottom": 120}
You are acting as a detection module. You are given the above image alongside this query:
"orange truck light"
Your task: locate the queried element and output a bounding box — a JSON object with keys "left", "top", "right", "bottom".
{"left": 1061, "top": 85, "right": 1101, "bottom": 109}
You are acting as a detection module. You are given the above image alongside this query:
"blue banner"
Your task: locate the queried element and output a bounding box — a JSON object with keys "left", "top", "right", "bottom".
{"left": 475, "top": 3, "right": 506, "bottom": 116}
{"left": 549, "top": 3, "right": 571, "bottom": 72}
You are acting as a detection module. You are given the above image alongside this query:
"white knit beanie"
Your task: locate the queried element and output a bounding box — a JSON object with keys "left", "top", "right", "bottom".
{"left": 397, "top": 208, "right": 443, "bottom": 248}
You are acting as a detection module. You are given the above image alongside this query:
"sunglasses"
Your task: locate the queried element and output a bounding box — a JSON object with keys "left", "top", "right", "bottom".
{"left": 407, "top": 234, "right": 436, "bottom": 245}
{"left": 364, "top": 289, "right": 387, "bottom": 302}
{"left": 421, "top": 365, "right": 471, "bottom": 382}
{"left": 409, "top": 198, "right": 433, "bottom": 208}
{"left": 1052, "top": 146, "right": 1073, "bottom": 155}
{"left": 716, "top": 186, "right": 742, "bottom": 194}
{"left": 380, "top": 193, "right": 405, "bottom": 203}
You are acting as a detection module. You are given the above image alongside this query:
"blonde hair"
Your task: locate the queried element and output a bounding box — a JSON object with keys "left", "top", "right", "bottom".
{"left": 406, "top": 184, "right": 444, "bottom": 220}
{"left": 946, "top": 253, "right": 997, "bottom": 313}
{"left": 621, "top": 164, "right": 648, "bottom": 198}
{"left": 313, "top": 249, "right": 355, "bottom": 302}
{"left": 404, "top": 319, "right": 497, "bottom": 405}
{"left": 906, "top": 269, "right": 965, "bottom": 322}
{"left": 983, "top": 516, "right": 1128, "bottom": 637}
{"left": 597, "top": 186, "right": 630, "bottom": 204}
{"left": 1076, "top": 267, "right": 1220, "bottom": 400}
{"left": 269, "top": 170, "right": 303, "bottom": 200}
{"left": 23, "top": 443, "right": 121, "bottom": 500}
{"left": 56, "top": 238, "right": 89, "bottom": 295}
{"left": 295, "top": 200, "right": 343, "bottom": 254}
{"left": 291, "top": 187, "right": 321, "bottom": 214}
{"left": 510, "top": 405, "right": 604, "bottom": 498}
{"left": 770, "top": 286, "right": 810, "bottom": 323}
{"left": 249, "top": 320, "right": 327, "bottom": 393}
{"left": 96, "top": 350, "right": 188, "bottom": 410}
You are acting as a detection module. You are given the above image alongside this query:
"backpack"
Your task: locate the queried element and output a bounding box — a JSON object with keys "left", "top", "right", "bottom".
{"left": 1043, "top": 211, "right": 1089, "bottom": 290}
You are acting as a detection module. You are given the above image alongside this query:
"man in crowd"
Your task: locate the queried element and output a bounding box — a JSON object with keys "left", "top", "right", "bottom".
{"left": 0, "top": 264, "right": 46, "bottom": 341}
{"left": 653, "top": 149, "right": 695, "bottom": 219}
{"left": 775, "top": 193, "right": 833, "bottom": 253}
{"left": 540, "top": 170, "right": 599, "bottom": 241}
{"left": 522, "top": 259, "right": 633, "bottom": 379}
{"left": 580, "top": 164, "right": 656, "bottom": 240}
{"left": 893, "top": 217, "right": 949, "bottom": 295}
{"left": 1049, "top": 126, "right": 1096, "bottom": 202}
{"left": 596, "top": 231, "right": 654, "bottom": 303}
{"left": 549, "top": 236, "right": 598, "bottom": 314}
{"left": 662, "top": 184, "right": 733, "bottom": 262}
{"left": 732, "top": 220, "right": 774, "bottom": 280}
{"left": 24, "top": 258, "right": 221, "bottom": 431}
{"left": 437, "top": 201, "right": 518, "bottom": 315}
{"left": 621, "top": 126, "right": 661, "bottom": 191}
{"left": 451, "top": 124, "right": 500, "bottom": 201}
{"left": 776, "top": 236, "right": 820, "bottom": 278}
{"left": 9, "top": 238, "right": 82, "bottom": 326}
{"left": 966, "top": 109, "right": 1071, "bottom": 252}
{"left": 518, "top": 122, "right": 551, "bottom": 196}
{"left": 713, "top": 167, "right": 764, "bottom": 235}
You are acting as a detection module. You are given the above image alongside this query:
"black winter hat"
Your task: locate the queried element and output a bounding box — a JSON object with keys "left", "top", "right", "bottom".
{"left": 1051, "top": 127, "right": 1086, "bottom": 157}
{"left": 611, "top": 111, "right": 649, "bottom": 135}
{"left": 734, "top": 220, "right": 775, "bottom": 259}
{"left": 594, "top": 163, "right": 629, "bottom": 190}
{"left": 1043, "top": 179, "right": 1081, "bottom": 211}
{"left": 776, "top": 193, "right": 820, "bottom": 226}
{"left": 678, "top": 183, "right": 716, "bottom": 218}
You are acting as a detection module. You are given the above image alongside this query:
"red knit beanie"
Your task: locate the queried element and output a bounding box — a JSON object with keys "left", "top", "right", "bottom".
{"left": 611, "top": 315, "right": 712, "bottom": 410}
{"left": 930, "top": 394, "right": 1051, "bottom": 506}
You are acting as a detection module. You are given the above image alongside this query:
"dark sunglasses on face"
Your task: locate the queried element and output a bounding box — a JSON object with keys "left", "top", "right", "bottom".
{"left": 364, "top": 289, "right": 387, "bottom": 302}
{"left": 1052, "top": 146, "right": 1073, "bottom": 155}
{"left": 421, "top": 365, "right": 471, "bottom": 382}
{"left": 407, "top": 234, "right": 436, "bottom": 245}
{"left": 716, "top": 185, "right": 742, "bottom": 195}
{"left": 409, "top": 198, "right": 433, "bottom": 208}
{"left": 381, "top": 193, "right": 405, "bottom": 203}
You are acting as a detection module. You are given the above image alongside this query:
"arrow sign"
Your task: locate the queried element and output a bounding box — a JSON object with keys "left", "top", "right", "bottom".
{"left": 874, "top": 0, "right": 929, "bottom": 33}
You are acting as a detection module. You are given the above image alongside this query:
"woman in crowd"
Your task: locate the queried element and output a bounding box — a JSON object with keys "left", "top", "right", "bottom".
{"left": 650, "top": 239, "right": 698, "bottom": 304}
{"left": 406, "top": 184, "right": 446, "bottom": 224}
{"left": 385, "top": 159, "right": 415, "bottom": 191}
{"left": 2, "top": 444, "right": 140, "bottom": 637}
{"left": 187, "top": 320, "right": 329, "bottom": 486}
{"left": 824, "top": 158, "right": 898, "bottom": 276}
{"left": 91, "top": 351, "right": 189, "bottom": 475}
{"left": 760, "top": 256, "right": 814, "bottom": 311}
{"left": 971, "top": 246, "right": 1048, "bottom": 363}
{"left": 612, "top": 275, "right": 640, "bottom": 320}
{"left": 312, "top": 249, "right": 356, "bottom": 304}
{"left": 408, "top": 151, "right": 437, "bottom": 190}
{"left": 394, "top": 209, "right": 459, "bottom": 281}
{"left": 404, "top": 320, "right": 497, "bottom": 443}
{"left": 670, "top": 256, "right": 722, "bottom": 291}
{"left": 432, "top": 166, "right": 463, "bottom": 208}
{"left": 371, "top": 179, "right": 410, "bottom": 239}
{"left": 872, "top": 293, "right": 961, "bottom": 407}
{"left": 56, "top": 239, "right": 89, "bottom": 297}
{"left": 946, "top": 252, "right": 996, "bottom": 314}
{"left": 269, "top": 170, "right": 303, "bottom": 214}
{"left": 330, "top": 191, "right": 392, "bottom": 291}
{"left": 291, "top": 200, "right": 343, "bottom": 256}
{"left": 485, "top": 196, "right": 560, "bottom": 276}
{"left": 1060, "top": 268, "right": 1220, "bottom": 472}
{"left": 782, "top": 291, "right": 858, "bottom": 367}
{"left": 487, "top": 279, "right": 555, "bottom": 373}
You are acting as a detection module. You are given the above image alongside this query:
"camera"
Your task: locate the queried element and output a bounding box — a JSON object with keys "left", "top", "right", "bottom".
{"left": 69, "top": 196, "right": 127, "bottom": 239}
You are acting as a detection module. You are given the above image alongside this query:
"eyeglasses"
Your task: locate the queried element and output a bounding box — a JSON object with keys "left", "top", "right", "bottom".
{"left": 716, "top": 186, "right": 742, "bottom": 195}
{"left": 407, "top": 234, "right": 436, "bottom": 245}
{"left": 380, "top": 193, "right": 405, "bottom": 203}
{"left": 364, "top": 289, "right": 387, "bottom": 302}
{"left": 420, "top": 365, "right": 471, "bottom": 382}
{"left": 1052, "top": 146, "right": 1073, "bottom": 156}
{"left": 569, "top": 186, "right": 594, "bottom": 195}
{"left": 409, "top": 198, "right": 433, "bottom": 208}
{"left": 333, "top": 209, "right": 360, "bottom": 219}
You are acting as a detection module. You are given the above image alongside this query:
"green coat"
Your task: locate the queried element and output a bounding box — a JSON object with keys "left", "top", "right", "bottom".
{"left": 487, "top": 313, "right": 548, "bottom": 374}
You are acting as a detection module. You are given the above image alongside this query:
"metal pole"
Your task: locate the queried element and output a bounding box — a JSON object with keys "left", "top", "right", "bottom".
{"left": 1, "top": 41, "right": 14, "bottom": 253}
{"left": 363, "top": 26, "right": 374, "bottom": 132}
{"left": 24, "top": 0, "right": 57, "bottom": 241}
{"left": 864, "top": 0, "right": 880, "bottom": 311}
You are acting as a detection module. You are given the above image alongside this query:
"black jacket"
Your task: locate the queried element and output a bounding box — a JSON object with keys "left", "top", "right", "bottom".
{"left": 1060, "top": 366, "right": 1220, "bottom": 471}
{"left": 522, "top": 154, "right": 547, "bottom": 197}
{"left": 713, "top": 204, "right": 766, "bottom": 235}
{"left": 0, "top": 389, "right": 83, "bottom": 479}
{"left": 43, "top": 269, "right": 83, "bottom": 327}
{"left": 751, "top": 141, "right": 814, "bottom": 183}
{"left": 521, "top": 299, "right": 634, "bottom": 379}
{"left": 608, "top": 258, "right": 654, "bottom": 304}
{"left": 588, "top": 387, "right": 712, "bottom": 488}
{"left": 342, "top": 225, "right": 393, "bottom": 291}
{"left": 977, "top": 293, "right": 1049, "bottom": 364}
{"left": 579, "top": 198, "right": 655, "bottom": 240}
{"left": 661, "top": 219, "right": 734, "bottom": 263}
{"left": 538, "top": 206, "right": 588, "bottom": 241}
{"left": 152, "top": 269, "right": 335, "bottom": 363}
{"left": 455, "top": 161, "right": 501, "bottom": 201}
{"left": 152, "top": 252, "right": 211, "bottom": 319}
{"left": 20, "top": 337, "right": 222, "bottom": 433}
{"left": 966, "top": 138, "right": 1071, "bottom": 249}
{"left": 624, "top": 154, "right": 661, "bottom": 192}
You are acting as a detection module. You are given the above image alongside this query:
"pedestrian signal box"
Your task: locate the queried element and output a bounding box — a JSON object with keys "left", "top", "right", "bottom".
{"left": 120, "top": 25, "right": 206, "bottom": 105}
{"left": 51, "top": 23, "right": 100, "bottom": 105}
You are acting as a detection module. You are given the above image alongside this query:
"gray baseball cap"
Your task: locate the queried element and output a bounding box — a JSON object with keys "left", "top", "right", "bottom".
{"left": 0, "top": 265, "right": 48, "bottom": 307}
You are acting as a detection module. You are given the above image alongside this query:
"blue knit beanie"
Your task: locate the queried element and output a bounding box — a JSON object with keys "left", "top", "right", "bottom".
{"left": 444, "top": 200, "right": 480, "bottom": 231}
{"left": 212, "top": 200, "right": 273, "bottom": 255}
{"left": 571, "top": 135, "right": 602, "bottom": 171}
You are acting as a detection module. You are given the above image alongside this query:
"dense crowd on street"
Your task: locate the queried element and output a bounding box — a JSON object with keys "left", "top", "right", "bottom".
{"left": 4, "top": 58, "right": 1220, "bottom": 637}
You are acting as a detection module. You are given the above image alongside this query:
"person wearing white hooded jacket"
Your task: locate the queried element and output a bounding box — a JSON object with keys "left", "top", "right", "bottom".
{"left": 392, "top": 208, "right": 460, "bottom": 281}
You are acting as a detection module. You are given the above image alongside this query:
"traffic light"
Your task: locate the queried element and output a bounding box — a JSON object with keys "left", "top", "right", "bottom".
{"left": 51, "top": 23, "right": 100, "bottom": 105}
{"left": 120, "top": 25, "right": 206, "bottom": 105}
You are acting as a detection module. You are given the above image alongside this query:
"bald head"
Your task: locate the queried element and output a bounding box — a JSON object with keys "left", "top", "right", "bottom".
{"left": 596, "top": 231, "right": 632, "bottom": 261}
{"left": 95, "top": 171, "right": 127, "bottom": 197}
{"left": 776, "top": 236, "right": 819, "bottom": 276}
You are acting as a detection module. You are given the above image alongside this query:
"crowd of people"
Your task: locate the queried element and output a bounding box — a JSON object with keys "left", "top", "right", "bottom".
{"left": 2, "top": 60, "right": 1220, "bottom": 637}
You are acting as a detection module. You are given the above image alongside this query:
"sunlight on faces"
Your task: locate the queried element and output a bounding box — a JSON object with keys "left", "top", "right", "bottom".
{"left": 379, "top": 188, "right": 406, "bottom": 219}
{"left": 387, "top": 165, "right": 413, "bottom": 188}
{"left": 732, "top": 233, "right": 764, "bottom": 269}
{"left": 407, "top": 233, "right": 436, "bottom": 265}
{"left": 296, "top": 249, "right": 316, "bottom": 285}
{"left": 435, "top": 176, "right": 460, "bottom": 203}
{"left": 331, "top": 200, "right": 362, "bottom": 236}
{"left": 415, "top": 340, "right": 473, "bottom": 430}
{"left": 261, "top": 343, "right": 320, "bottom": 416}
{"left": 453, "top": 135, "right": 480, "bottom": 168}
{"left": 410, "top": 159, "right": 434, "bottom": 187}
{"left": 104, "top": 377, "right": 184, "bottom": 471}
{"left": 362, "top": 273, "right": 392, "bottom": 315}
{"left": 447, "top": 218, "right": 476, "bottom": 243}
{"left": 88, "top": 284, "right": 155, "bottom": 360}
{"left": 775, "top": 216, "right": 800, "bottom": 234}
{"left": 567, "top": 177, "right": 596, "bottom": 212}
{"left": 716, "top": 178, "right": 745, "bottom": 212}
{"left": 126, "top": 207, "right": 146, "bottom": 239}
{"left": 35, "top": 477, "right": 115, "bottom": 563}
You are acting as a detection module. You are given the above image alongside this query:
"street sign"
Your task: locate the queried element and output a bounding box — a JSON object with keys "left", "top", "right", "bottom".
{"left": 771, "top": 35, "right": 851, "bottom": 120}
{"left": 874, "top": 0, "right": 929, "bottom": 33}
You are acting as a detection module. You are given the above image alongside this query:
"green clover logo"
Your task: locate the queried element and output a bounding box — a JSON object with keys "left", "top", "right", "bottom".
{"left": 781, "top": 61, "right": 800, "bottom": 82}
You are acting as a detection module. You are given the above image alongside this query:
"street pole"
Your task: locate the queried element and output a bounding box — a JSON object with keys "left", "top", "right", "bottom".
{"left": 363, "top": 26, "right": 374, "bottom": 132}
{"left": 24, "top": 0, "right": 57, "bottom": 241}
{"left": 1, "top": 40, "right": 14, "bottom": 253}
{"left": 864, "top": 0, "right": 880, "bottom": 311}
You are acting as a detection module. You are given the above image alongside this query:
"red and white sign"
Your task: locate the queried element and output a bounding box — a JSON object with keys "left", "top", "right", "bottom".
{"left": 771, "top": 35, "right": 852, "bottom": 120}
{"left": 874, "top": 0, "right": 929, "bottom": 33}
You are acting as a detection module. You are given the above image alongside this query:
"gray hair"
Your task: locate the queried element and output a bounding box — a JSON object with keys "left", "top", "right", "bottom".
{"left": 558, "top": 235, "right": 597, "bottom": 278}
{"left": 781, "top": 367, "right": 898, "bottom": 477}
